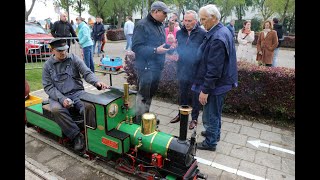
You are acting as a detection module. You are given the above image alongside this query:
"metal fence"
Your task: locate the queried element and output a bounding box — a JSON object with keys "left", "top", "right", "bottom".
{"left": 25, "top": 37, "right": 82, "bottom": 70}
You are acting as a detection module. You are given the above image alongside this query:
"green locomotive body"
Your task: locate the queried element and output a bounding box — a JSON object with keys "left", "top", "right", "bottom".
{"left": 25, "top": 85, "right": 207, "bottom": 180}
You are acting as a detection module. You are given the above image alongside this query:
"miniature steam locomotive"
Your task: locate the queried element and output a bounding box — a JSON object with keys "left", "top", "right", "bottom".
{"left": 25, "top": 83, "right": 207, "bottom": 180}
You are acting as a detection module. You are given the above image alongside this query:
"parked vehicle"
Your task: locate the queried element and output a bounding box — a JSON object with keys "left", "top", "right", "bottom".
{"left": 25, "top": 22, "right": 54, "bottom": 59}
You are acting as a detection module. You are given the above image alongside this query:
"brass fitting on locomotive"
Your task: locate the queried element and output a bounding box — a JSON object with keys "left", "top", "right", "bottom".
{"left": 141, "top": 113, "right": 157, "bottom": 135}
{"left": 123, "top": 83, "right": 129, "bottom": 108}
{"left": 134, "top": 137, "right": 143, "bottom": 153}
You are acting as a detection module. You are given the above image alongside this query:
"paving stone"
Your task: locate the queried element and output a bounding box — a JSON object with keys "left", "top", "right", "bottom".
{"left": 281, "top": 134, "right": 295, "bottom": 147}
{"left": 149, "top": 104, "right": 160, "bottom": 112}
{"left": 260, "top": 130, "right": 283, "bottom": 144}
{"left": 233, "top": 119, "right": 253, "bottom": 127}
{"left": 230, "top": 145, "right": 256, "bottom": 162}
{"left": 25, "top": 140, "right": 47, "bottom": 159}
{"left": 196, "top": 149, "right": 217, "bottom": 161}
{"left": 255, "top": 151, "right": 281, "bottom": 170}
{"left": 198, "top": 163, "right": 222, "bottom": 180}
{"left": 168, "top": 104, "right": 180, "bottom": 110}
{"left": 214, "top": 154, "right": 241, "bottom": 170}
{"left": 45, "top": 154, "right": 78, "bottom": 172}
{"left": 36, "top": 146, "right": 63, "bottom": 163}
{"left": 272, "top": 127, "right": 294, "bottom": 136}
{"left": 222, "top": 122, "right": 241, "bottom": 133}
{"left": 269, "top": 142, "right": 295, "bottom": 160}
{"left": 281, "top": 157, "right": 295, "bottom": 176}
{"left": 239, "top": 126, "right": 261, "bottom": 138}
{"left": 152, "top": 107, "right": 174, "bottom": 116}
{"left": 216, "top": 141, "right": 233, "bottom": 155}
{"left": 156, "top": 101, "right": 175, "bottom": 108}
{"left": 220, "top": 171, "right": 238, "bottom": 180}
{"left": 222, "top": 117, "right": 235, "bottom": 123}
{"left": 156, "top": 114, "right": 173, "bottom": 125}
{"left": 245, "top": 137, "right": 269, "bottom": 153}
{"left": 266, "top": 168, "right": 295, "bottom": 180}
{"left": 168, "top": 110, "right": 179, "bottom": 118}
{"left": 157, "top": 124, "right": 174, "bottom": 134}
{"left": 224, "top": 132, "right": 248, "bottom": 146}
{"left": 252, "top": 122, "right": 272, "bottom": 131}
{"left": 238, "top": 160, "right": 267, "bottom": 178}
{"left": 25, "top": 134, "right": 35, "bottom": 144}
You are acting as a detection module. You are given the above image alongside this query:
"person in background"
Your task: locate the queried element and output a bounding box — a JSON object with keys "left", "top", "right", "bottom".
{"left": 45, "top": 18, "right": 53, "bottom": 33}
{"left": 124, "top": 16, "right": 135, "bottom": 51}
{"left": 100, "top": 18, "right": 107, "bottom": 53}
{"left": 71, "top": 20, "right": 77, "bottom": 31}
{"left": 132, "top": 1, "right": 171, "bottom": 124}
{"left": 256, "top": 20, "right": 278, "bottom": 67}
{"left": 169, "top": 10, "right": 206, "bottom": 131}
{"left": 51, "top": 12, "right": 78, "bottom": 52}
{"left": 91, "top": 16, "right": 105, "bottom": 57}
{"left": 272, "top": 17, "right": 284, "bottom": 67}
{"left": 226, "top": 19, "right": 235, "bottom": 40}
{"left": 42, "top": 38, "right": 109, "bottom": 151}
{"left": 165, "top": 20, "right": 179, "bottom": 44}
{"left": 76, "top": 17, "right": 95, "bottom": 72}
{"left": 236, "top": 20, "right": 255, "bottom": 63}
{"left": 194, "top": 4, "right": 238, "bottom": 151}
{"left": 174, "top": 21, "right": 181, "bottom": 30}
{"left": 170, "top": 12, "right": 182, "bottom": 28}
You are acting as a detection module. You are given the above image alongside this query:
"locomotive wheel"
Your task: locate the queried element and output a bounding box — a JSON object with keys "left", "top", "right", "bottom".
{"left": 115, "top": 157, "right": 134, "bottom": 174}
{"left": 147, "top": 169, "right": 162, "bottom": 180}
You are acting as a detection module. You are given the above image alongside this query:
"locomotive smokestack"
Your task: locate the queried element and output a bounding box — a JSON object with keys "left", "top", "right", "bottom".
{"left": 178, "top": 105, "right": 192, "bottom": 141}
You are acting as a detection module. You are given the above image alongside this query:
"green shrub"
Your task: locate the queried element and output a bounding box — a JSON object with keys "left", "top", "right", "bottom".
{"left": 124, "top": 54, "right": 295, "bottom": 121}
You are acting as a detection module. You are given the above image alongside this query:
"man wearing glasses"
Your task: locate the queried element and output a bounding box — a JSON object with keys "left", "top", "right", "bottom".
{"left": 132, "top": 1, "right": 172, "bottom": 124}
{"left": 42, "top": 38, "right": 109, "bottom": 151}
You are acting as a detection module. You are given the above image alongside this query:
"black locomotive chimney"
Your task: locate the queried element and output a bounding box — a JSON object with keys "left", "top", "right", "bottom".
{"left": 178, "top": 105, "right": 192, "bottom": 141}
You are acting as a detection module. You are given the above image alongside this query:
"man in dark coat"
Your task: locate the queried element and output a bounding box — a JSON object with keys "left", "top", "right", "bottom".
{"left": 51, "top": 12, "right": 78, "bottom": 52}
{"left": 194, "top": 4, "right": 238, "bottom": 151}
{"left": 91, "top": 16, "right": 105, "bottom": 57}
{"left": 272, "top": 17, "right": 284, "bottom": 67}
{"left": 169, "top": 10, "right": 206, "bottom": 131}
{"left": 132, "top": 1, "right": 171, "bottom": 124}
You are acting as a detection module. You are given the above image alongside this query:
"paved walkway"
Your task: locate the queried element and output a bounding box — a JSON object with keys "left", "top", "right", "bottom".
{"left": 26, "top": 41, "right": 295, "bottom": 180}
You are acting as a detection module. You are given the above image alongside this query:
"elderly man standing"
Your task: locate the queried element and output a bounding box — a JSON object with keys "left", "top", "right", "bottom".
{"left": 42, "top": 38, "right": 109, "bottom": 151}
{"left": 51, "top": 12, "right": 78, "bottom": 52}
{"left": 169, "top": 10, "right": 206, "bottom": 131}
{"left": 193, "top": 4, "right": 238, "bottom": 151}
{"left": 124, "top": 16, "right": 135, "bottom": 51}
{"left": 132, "top": 1, "right": 171, "bottom": 124}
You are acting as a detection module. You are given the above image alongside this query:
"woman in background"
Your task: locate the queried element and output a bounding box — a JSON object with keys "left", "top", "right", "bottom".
{"left": 256, "top": 20, "right": 278, "bottom": 67}
{"left": 236, "top": 20, "right": 255, "bottom": 62}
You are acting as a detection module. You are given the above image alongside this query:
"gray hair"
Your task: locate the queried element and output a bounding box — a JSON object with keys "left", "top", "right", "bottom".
{"left": 199, "top": 4, "right": 221, "bottom": 20}
{"left": 185, "top": 10, "right": 198, "bottom": 20}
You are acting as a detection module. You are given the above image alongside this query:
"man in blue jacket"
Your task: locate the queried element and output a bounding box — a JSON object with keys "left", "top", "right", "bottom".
{"left": 92, "top": 16, "right": 105, "bottom": 57}
{"left": 169, "top": 10, "right": 206, "bottom": 131}
{"left": 194, "top": 4, "right": 238, "bottom": 151}
{"left": 132, "top": 1, "right": 171, "bottom": 124}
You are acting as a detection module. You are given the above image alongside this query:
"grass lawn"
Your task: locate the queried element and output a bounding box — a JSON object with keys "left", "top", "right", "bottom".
{"left": 25, "top": 62, "right": 100, "bottom": 92}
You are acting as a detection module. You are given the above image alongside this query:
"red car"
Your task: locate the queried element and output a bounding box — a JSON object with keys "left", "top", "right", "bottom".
{"left": 25, "top": 22, "right": 54, "bottom": 59}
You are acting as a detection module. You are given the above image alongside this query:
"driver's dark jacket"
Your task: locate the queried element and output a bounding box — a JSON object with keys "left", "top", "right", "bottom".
{"left": 42, "top": 53, "right": 98, "bottom": 104}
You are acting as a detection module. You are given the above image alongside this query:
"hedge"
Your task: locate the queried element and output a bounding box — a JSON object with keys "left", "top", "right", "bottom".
{"left": 124, "top": 52, "right": 295, "bottom": 121}
{"left": 106, "top": 29, "right": 125, "bottom": 41}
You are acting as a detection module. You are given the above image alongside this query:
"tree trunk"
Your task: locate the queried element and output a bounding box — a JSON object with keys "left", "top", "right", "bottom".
{"left": 280, "top": 0, "right": 290, "bottom": 24}
{"left": 118, "top": 12, "right": 124, "bottom": 29}
{"left": 25, "top": 0, "right": 36, "bottom": 21}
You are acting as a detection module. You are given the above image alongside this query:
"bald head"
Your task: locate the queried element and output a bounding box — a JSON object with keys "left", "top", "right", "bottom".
{"left": 60, "top": 12, "right": 68, "bottom": 22}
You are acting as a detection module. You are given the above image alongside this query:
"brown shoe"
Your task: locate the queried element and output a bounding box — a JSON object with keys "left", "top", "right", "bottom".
{"left": 189, "top": 120, "right": 197, "bottom": 130}
{"left": 170, "top": 115, "right": 180, "bottom": 123}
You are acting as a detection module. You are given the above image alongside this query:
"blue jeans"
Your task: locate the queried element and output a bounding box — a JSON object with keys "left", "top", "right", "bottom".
{"left": 202, "top": 92, "right": 227, "bottom": 147}
{"left": 93, "top": 40, "right": 101, "bottom": 54}
{"left": 135, "top": 68, "right": 162, "bottom": 124}
{"left": 125, "top": 34, "right": 133, "bottom": 50}
{"left": 272, "top": 47, "right": 279, "bottom": 67}
{"left": 83, "top": 45, "right": 94, "bottom": 72}
{"left": 179, "top": 79, "right": 200, "bottom": 120}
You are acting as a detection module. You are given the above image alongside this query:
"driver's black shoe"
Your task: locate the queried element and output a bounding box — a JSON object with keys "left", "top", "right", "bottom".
{"left": 73, "top": 133, "right": 84, "bottom": 151}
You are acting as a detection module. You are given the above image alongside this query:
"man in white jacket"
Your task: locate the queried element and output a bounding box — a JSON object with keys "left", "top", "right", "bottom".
{"left": 124, "top": 16, "right": 135, "bottom": 51}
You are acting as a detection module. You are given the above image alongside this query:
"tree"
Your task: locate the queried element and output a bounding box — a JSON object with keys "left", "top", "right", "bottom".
{"left": 54, "top": 0, "right": 77, "bottom": 22}
{"left": 87, "top": 0, "right": 109, "bottom": 21}
{"left": 25, "top": 0, "right": 48, "bottom": 21}
{"left": 253, "top": 0, "right": 276, "bottom": 21}
{"left": 215, "top": 0, "right": 239, "bottom": 23}
{"left": 234, "top": 0, "right": 253, "bottom": 21}
{"left": 73, "top": 0, "right": 86, "bottom": 17}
